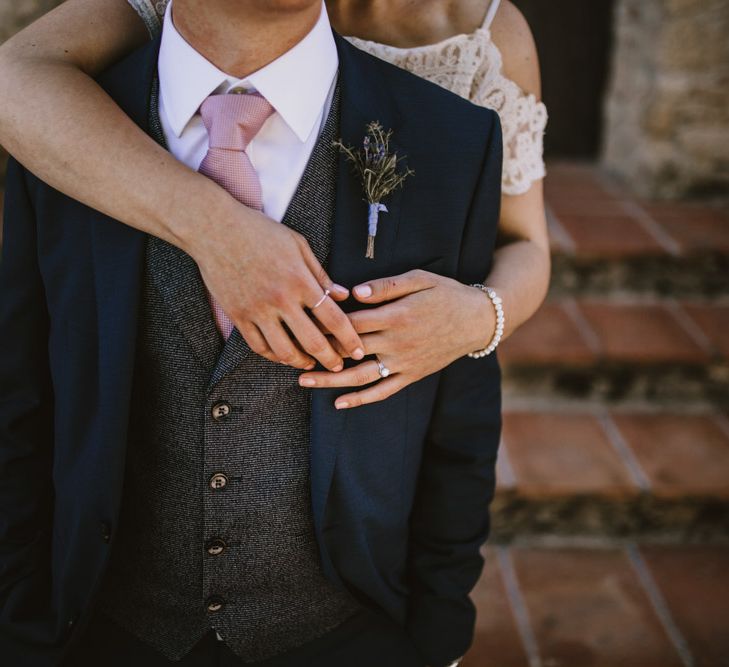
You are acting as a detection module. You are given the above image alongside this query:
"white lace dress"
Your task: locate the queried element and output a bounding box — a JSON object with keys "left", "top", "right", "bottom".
{"left": 128, "top": 0, "right": 547, "bottom": 195}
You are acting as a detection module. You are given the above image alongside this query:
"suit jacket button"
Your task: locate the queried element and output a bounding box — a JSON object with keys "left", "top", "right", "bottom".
{"left": 209, "top": 473, "right": 228, "bottom": 490}
{"left": 206, "top": 597, "right": 225, "bottom": 613}
{"left": 67, "top": 611, "right": 80, "bottom": 635}
{"left": 206, "top": 538, "right": 227, "bottom": 556}
{"left": 211, "top": 402, "right": 231, "bottom": 421}
{"left": 100, "top": 521, "right": 112, "bottom": 543}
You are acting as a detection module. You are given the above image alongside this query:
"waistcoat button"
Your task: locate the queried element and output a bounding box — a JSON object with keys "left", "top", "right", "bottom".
{"left": 206, "top": 538, "right": 227, "bottom": 556}
{"left": 206, "top": 597, "right": 225, "bottom": 613}
{"left": 209, "top": 473, "right": 228, "bottom": 490}
{"left": 211, "top": 402, "right": 231, "bottom": 420}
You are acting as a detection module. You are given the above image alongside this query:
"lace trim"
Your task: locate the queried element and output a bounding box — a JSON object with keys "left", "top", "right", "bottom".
{"left": 127, "top": 0, "right": 165, "bottom": 37}
{"left": 128, "top": 0, "right": 547, "bottom": 194}
{"left": 348, "top": 29, "right": 547, "bottom": 195}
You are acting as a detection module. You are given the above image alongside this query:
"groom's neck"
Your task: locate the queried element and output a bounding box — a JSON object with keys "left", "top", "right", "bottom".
{"left": 172, "top": 0, "right": 323, "bottom": 79}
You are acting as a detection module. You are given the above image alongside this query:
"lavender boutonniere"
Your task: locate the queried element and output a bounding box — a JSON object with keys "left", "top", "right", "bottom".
{"left": 334, "top": 122, "right": 414, "bottom": 259}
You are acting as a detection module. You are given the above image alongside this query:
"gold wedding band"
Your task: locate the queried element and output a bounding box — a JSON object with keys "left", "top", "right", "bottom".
{"left": 311, "top": 288, "right": 331, "bottom": 310}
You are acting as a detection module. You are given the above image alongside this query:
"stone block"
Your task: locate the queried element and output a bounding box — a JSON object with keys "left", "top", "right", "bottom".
{"left": 602, "top": 0, "right": 729, "bottom": 198}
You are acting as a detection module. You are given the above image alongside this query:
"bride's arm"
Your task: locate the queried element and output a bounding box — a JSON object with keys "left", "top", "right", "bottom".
{"left": 0, "top": 0, "right": 194, "bottom": 247}
{"left": 486, "top": 0, "right": 550, "bottom": 338}
{"left": 0, "top": 0, "right": 364, "bottom": 371}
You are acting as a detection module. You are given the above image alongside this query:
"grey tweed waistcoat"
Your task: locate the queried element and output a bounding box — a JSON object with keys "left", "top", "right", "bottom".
{"left": 94, "top": 80, "right": 361, "bottom": 662}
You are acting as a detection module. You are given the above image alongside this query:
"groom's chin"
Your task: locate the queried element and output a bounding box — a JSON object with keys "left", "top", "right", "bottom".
{"left": 218, "top": 0, "right": 323, "bottom": 15}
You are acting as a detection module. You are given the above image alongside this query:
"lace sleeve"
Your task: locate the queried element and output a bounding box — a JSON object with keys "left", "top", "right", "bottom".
{"left": 472, "top": 42, "right": 548, "bottom": 196}
{"left": 127, "top": 0, "right": 166, "bottom": 38}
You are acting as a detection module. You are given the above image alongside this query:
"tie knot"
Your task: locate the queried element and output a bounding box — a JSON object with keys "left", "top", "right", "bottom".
{"left": 200, "top": 92, "right": 275, "bottom": 151}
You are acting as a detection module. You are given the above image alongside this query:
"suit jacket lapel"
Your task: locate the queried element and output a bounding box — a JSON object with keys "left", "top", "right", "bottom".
{"left": 93, "top": 38, "right": 222, "bottom": 382}
{"left": 325, "top": 33, "right": 406, "bottom": 286}
{"left": 90, "top": 37, "right": 161, "bottom": 481}
{"left": 91, "top": 221, "right": 146, "bottom": 415}
{"left": 310, "top": 33, "right": 407, "bottom": 535}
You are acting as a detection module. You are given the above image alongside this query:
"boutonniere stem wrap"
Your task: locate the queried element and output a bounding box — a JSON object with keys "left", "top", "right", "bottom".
{"left": 334, "top": 122, "right": 414, "bottom": 259}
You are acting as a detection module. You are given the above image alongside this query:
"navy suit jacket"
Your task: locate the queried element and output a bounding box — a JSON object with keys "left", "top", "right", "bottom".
{"left": 0, "top": 33, "right": 502, "bottom": 667}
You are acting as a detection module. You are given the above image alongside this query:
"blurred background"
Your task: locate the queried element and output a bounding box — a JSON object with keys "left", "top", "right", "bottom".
{"left": 1, "top": 1, "right": 728, "bottom": 665}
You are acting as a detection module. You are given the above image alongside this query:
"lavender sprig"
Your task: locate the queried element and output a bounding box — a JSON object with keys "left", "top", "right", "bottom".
{"left": 334, "top": 122, "right": 414, "bottom": 259}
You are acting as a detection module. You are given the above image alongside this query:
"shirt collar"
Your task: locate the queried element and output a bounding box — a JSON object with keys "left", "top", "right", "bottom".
{"left": 158, "top": 1, "right": 338, "bottom": 143}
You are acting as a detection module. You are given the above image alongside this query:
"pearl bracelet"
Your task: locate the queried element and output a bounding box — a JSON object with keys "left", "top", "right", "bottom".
{"left": 467, "top": 284, "right": 504, "bottom": 358}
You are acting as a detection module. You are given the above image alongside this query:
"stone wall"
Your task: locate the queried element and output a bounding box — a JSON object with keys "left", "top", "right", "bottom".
{"left": 602, "top": 0, "right": 729, "bottom": 199}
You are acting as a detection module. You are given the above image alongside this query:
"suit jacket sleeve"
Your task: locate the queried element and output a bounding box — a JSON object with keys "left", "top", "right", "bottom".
{"left": 0, "top": 158, "right": 55, "bottom": 647}
{"left": 406, "top": 109, "right": 503, "bottom": 667}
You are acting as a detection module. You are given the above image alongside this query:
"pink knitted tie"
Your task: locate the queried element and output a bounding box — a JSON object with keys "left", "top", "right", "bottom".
{"left": 198, "top": 92, "right": 275, "bottom": 339}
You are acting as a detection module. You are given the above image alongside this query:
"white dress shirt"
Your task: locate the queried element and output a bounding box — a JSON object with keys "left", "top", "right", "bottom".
{"left": 157, "top": 1, "right": 338, "bottom": 643}
{"left": 157, "top": 0, "right": 338, "bottom": 222}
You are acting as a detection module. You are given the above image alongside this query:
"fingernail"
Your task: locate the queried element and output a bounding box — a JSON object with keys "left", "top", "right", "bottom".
{"left": 335, "top": 401, "right": 349, "bottom": 410}
{"left": 299, "top": 378, "right": 316, "bottom": 387}
{"left": 332, "top": 283, "right": 349, "bottom": 294}
{"left": 352, "top": 347, "right": 365, "bottom": 360}
{"left": 332, "top": 363, "right": 344, "bottom": 372}
{"left": 305, "top": 362, "right": 316, "bottom": 370}
{"left": 354, "top": 285, "right": 372, "bottom": 298}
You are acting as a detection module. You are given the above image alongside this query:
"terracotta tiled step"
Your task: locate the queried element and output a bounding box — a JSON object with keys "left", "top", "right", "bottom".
{"left": 499, "top": 298, "right": 729, "bottom": 408}
{"left": 545, "top": 162, "right": 729, "bottom": 298}
{"left": 640, "top": 546, "right": 729, "bottom": 667}
{"left": 491, "top": 410, "right": 729, "bottom": 540}
{"left": 462, "top": 547, "right": 530, "bottom": 667}
{"left": 680, "top": 303, "right": 729, "bottom": 357}
{"left": 640, "top": 202, "right": 729, "bottom": 254}
{"left": 462, "top": 544, "right": 729, "bottom": 667}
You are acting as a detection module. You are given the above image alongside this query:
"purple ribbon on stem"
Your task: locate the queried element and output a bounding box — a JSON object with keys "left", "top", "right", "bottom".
{"left": 366, "top": 202, "right": 388, "bottom": 259}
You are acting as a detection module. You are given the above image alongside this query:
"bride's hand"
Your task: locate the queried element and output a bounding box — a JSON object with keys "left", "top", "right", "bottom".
{"left": 297, "top": 270, "right": 495, "bottom": 408}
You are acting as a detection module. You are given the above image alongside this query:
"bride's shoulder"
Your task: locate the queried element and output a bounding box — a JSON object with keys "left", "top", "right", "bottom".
{"left": 488, "top": 0, "right": 541, "bottom": 98}
{"left": 127, "top": 0, "right": 166, "bottom": 38}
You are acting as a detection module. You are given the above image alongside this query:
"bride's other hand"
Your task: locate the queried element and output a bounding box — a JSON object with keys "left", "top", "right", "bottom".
{"left": 297, "top": 270, "right": 495, "bottom": 409}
